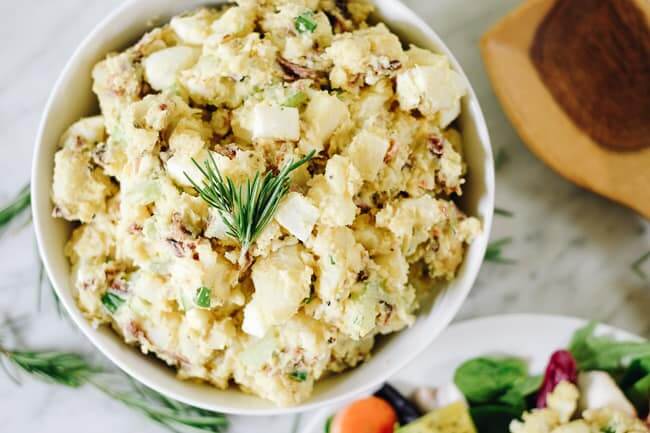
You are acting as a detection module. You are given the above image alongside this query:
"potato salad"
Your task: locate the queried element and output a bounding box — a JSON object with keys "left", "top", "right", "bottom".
{"left": 52, "top": 0, "right": 479, "bottom": 405}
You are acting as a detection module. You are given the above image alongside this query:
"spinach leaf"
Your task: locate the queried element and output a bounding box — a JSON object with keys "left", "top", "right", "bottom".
{"left": 512, "top": 375, "right": 543, "bottom": 397}
{"left": 469, "top": 404, "right": 522, "bottom": 433}
{"left": 569, "top": 323, "right": 650, "bottom": 374}
{"left": 454, "top": 357, "right": 528, "bottom": 403}
{"left": 620, "top": 357, "right": 650, "bottom": 416}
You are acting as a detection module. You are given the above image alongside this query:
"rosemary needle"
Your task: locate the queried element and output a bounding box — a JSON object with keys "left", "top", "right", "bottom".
{"left": 494, "top": 207, "right": 514, "bottom": 218}
{"left": 485, "top": 237, "right": 516, "bottom": 264}
{"left": 0, "top": 184, "right": 31, "bottom": 229}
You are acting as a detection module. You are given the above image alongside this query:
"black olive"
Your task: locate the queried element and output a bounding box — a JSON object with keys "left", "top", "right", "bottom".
{"left": 374, "top": 383, "right": 421, "bottom": 425}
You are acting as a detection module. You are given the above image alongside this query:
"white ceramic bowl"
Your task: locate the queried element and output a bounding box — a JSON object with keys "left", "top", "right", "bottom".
{"left": 32, "top": 0, "right": 494, "bottom": 415}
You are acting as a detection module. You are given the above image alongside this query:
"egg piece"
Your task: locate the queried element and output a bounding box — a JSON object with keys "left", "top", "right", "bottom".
{"left": 252, "top": 104, "right": 301, "bottom": 141}
{"left": 170, "top": 9, "right": 220, "bottom": 45}
{"left": 143, "top": 46, "right": 201, "bottom": 91}
{"left": 275, "top": 192, "right": 320, "bottom": 242}
{"left": 165, "top": 149, "right": 210, "bottom": 188}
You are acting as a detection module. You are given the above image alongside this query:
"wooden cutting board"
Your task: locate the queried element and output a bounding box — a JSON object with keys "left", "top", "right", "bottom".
{"left": 481, "top": 0, "right": 650, "bottom": 219}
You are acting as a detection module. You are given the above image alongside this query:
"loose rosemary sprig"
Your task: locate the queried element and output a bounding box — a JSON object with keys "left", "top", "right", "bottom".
{"left": 94, "top": 379, "right": 228, "bottom": 433}
{"left": 186, "top": 151, "right": 315, "bottom": 254}
{"left": 485, "top": 237, "right": 516, "bottom": 264}
{"left": 0, "top": 184, "right": 31, "bottom": 229}
{"left": 1, "top": 349, "right": 98, "bottom": 387}
{"left": 0, "top": 344, "right": 228, "bottom": 432}
{"left": 494, "top": 207, "right": 514, "bottom": 217}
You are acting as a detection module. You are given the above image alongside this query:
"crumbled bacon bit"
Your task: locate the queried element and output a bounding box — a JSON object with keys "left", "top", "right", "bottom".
{"left": 389, "top": 100, "right": 400, "bottom": 112}
{"left": 388, "top": 60, "right": 402, "bottom": 71}
{"left": 427, "top": 135, "right": 444, "bottom": 155}
{"left": 384, "top": 139, "right": 399, "bottom": 163}
{"left": 411, "top": 109, "right": 423, "bottom": 118}
{"left": 128, "top": 223, "right": 143, "bottom": 234}
{"left": 354, "top": 196, "right": 372, "bottom": 212}
{"left": 110, "top": 278, "right": 129, "bottom": 294}
{"left": 378, "top": 300, "right": 394, "bottom": 325}
{"left": 159, "top": 103, "right": 168, "bottom": 110}
{"left": 213, "top": 144, "right": 237, "bottom": 160}
{"left": 91, "top": 143, "right": 107, "bottom": 165}
{"left": 166, "top": 238, "right": 185, "bottom": 258}
{"left": 139, "top": 82, "right": 152, "bottom": 98}
{"left": 171, "top": 212, "right": 192, "bottom": 236}
{"left": 277, "top": 56, "right": 321, "bottom": 81}
{"left": 192, "top": 252, "right": 200, "bottom": 261}
{"left": 127, "top": 321, "right": 145, "bottom": 340}
{"left": 357, "top": 270, "right": 369, "bottom": 282}
{"left": 335, "top": 0, "right": 351, "bottom": 18}
{"left": 52, "top": 206, "right": 64, "bottom": 218}
{"left": 238, "top": 251, "right": 254, "bottom": 277}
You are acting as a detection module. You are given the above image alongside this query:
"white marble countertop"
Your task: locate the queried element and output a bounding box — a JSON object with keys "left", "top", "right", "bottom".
{"left": 0, "top": 0, "right": 648, "bottom": 432}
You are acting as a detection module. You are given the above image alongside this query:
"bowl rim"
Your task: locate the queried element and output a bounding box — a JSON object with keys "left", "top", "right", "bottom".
{"left": 32, "top": 0, "right": 494, "bottom": 416}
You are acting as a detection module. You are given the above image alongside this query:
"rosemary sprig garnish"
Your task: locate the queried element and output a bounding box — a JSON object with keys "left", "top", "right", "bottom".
{"left": 0, "top": 343, "right": 228, "bottom": 432}
{"left": 631, "top": 250, "right": 650, "bottom": 280}
{"left": 186, "top": 150, "right": 315, "bottom": 254}
{"left": 485, "top": 237, "right": 516, "bottom": 264}
{"left": 0, "top": 184, "right": 30, "bottom": 229}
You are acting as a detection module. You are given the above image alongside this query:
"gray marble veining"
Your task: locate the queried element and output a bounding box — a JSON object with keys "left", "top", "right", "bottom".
{"left": 0, "top": 0, "right": 648, "bottom": 432}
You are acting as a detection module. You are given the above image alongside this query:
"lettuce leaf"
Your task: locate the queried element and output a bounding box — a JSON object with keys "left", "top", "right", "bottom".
{"left": 569, "top": 322, "right": 650, "bottom": 374}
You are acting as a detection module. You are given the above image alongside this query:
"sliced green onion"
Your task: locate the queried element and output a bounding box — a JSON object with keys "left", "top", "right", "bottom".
{"left": 195, "top": 287, "right": 211, "bottom": 308}
{"left": 283, "top": 91, "right": 308, "bottom": 108}
{"left": 295, "top": 13, "right": 317, "bottom": 33}
{"left": 101, "top": 292, "right": 125, "bottom": 314}
{"left": 329, "top": 255, "right": 336, "bottom": 265}
{"left": 288, "top": 370, "right": 308, "bottom": 382}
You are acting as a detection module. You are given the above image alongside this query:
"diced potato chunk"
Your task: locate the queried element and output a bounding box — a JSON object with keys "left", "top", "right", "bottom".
{"left": 252, "top": 104, "right": 300, "bottom": 141}
{"left": 345, "top": 130, "right": 389, "bottom": 181}
{"left": 396, "top": 56, "right": 466, "bottom": 126}
{"left": 303, "top": 91, "right": 349, "bottom": 151}
{"left": 308, "top": 155, "right": 362, "bottom": 227}
{"left": 243, "top": 245, "right": 313, "bottom": 337}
